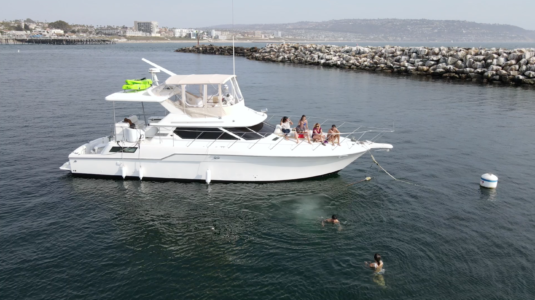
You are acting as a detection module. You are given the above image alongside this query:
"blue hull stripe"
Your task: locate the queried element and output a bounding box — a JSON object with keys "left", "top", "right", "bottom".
{"left": 481, "top": 177, "right": 498, "bottom": 183}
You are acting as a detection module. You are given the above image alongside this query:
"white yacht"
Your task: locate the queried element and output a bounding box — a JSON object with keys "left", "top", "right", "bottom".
{"left": 60, "top": 59, "right": 393, "bottom": 182}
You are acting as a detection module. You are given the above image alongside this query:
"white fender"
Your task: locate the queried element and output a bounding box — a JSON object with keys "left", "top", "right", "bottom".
{"left": 139, "top": 166, "right": 144, "bottom": 180}
{"left": 121, "top": 165, "right": 127, "bottom": 179}
{"left": 206, "top": 169, "right": 211, "bottom": 184}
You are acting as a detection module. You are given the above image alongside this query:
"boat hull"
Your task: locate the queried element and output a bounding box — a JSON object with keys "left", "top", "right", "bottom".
{"left": 66, "top": 152, "right": 366, "bottom": 182}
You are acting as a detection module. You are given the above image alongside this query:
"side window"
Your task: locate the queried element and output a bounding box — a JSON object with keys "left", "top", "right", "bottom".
{"left": 173, "top": 128, "right": 238, "bottom": 140}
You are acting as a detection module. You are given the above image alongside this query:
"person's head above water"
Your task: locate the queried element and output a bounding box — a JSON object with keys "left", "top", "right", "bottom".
{"left": 374, "top": 253, "right": 381, "bottom": 264}
{"left": 332, "top": 214, "right": 337, "bottom": 220}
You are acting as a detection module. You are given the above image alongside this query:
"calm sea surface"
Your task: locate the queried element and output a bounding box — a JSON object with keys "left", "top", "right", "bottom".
{"left": 1, "top": 42, "right": 535, "bottom": 299}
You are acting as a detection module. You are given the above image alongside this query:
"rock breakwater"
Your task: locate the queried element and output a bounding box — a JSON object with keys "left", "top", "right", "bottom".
{"left": 176, "top": 44, "right": 535, "bottom": 86}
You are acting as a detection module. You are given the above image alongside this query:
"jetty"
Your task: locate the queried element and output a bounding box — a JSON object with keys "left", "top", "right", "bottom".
{"left": 0, "top": 38, "right": 115, "bottom": 45}
{"left": 176, "top": 44, "right": 535, "bottom": 86}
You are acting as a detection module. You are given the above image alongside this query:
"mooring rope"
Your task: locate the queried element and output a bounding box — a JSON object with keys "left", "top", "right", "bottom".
{"left": 369, "top": 152, "right": 426, "bottom": 188}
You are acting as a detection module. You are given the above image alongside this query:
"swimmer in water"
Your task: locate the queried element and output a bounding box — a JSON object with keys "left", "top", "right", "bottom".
{"left": 322, "top": 215, "right": 342, "bottom": 230}
{"left": 367, "top": 253, "right": 384, "bottom": 273}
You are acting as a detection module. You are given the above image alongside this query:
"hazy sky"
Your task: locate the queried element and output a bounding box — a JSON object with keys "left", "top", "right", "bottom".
{"left": 3, "top": 0, "right": 535, "bottom": 30}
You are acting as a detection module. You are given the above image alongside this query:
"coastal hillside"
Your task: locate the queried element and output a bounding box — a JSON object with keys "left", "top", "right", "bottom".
{"left": 210, "top": 19, "right": 535, "bottom": 42}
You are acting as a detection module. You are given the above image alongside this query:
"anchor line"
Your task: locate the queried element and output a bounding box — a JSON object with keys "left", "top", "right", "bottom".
{"left": 369, "top": 152, "right": 427, "bottom": 188}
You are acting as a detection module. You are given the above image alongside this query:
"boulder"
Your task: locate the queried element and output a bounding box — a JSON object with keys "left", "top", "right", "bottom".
{"left": 484, "top": 71, "right": 496, "bottom": 78}
{"left": 496, "top": 57, "right": 507, "bottom": 66}
{"left": 447, "top": 57, "right": 458, "bottom": 65}
{"left": 425, "top": 61, "right": 437, "bottom": 67}
{"left": 455, "top": 51, "right": 467, "bottom": 59}
{"left": 417, "top": 66, "right": 429, "bottom": 72}
{"left": 443, "top": 73, "right": 460, "bottom": 79}
{"left": 463, "top": 68, "right": 475, "bottom": 74}
{"left": 508, "top": 53, "right": 521, "bottom": 61}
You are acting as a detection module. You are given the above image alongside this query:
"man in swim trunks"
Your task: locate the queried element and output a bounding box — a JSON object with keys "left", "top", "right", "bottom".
{"left": 322, "top": 214, "right": 340, "bottom": 226}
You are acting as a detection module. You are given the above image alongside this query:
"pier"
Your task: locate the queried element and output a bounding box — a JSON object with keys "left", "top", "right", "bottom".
{"left": 0, "top": 38, "right": 115, "bottom": 45}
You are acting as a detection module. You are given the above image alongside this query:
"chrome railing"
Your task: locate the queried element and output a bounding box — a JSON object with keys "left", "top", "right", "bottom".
{"left": 112, "top": 114, "right": 393, "bottom": 151}
{"left": 150, "top": 125, "right": 392, "bottom": 151}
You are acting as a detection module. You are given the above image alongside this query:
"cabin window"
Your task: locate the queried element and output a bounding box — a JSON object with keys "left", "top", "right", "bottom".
{"left": 109, "top": 147, "right": 138, "bottom": 153}
{"left": 173, "top": 128, "right": 238, "bottom": 140}
{"left": 173, "top": 123, "right": 276, "bottom": 141}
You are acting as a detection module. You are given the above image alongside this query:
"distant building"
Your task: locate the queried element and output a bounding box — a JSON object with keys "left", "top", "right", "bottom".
{"left": 7, "top": 31, "right": 28, "bottom": 37}
{"left": 254, "top": 31, "right": 262, "bottom": 37}
{"left": 173, "top": 29, "right": 190, "bottom": 38}
{"left": 97, "top": 28, "right": 125, "bottom": 36}
{"left": 134, "top": 21, "right": 158, "bottom": 36}
{"left": 125, "top": 30, "right": 149, "bottom": 37}
{"left": 275, "top": 31, "right": 282, "bottom": 38}
{"left": 49, "top": 29, "right": 64, "bottom": 35}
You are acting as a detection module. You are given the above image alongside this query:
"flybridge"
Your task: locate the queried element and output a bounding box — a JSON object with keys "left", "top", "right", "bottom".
{"left": 105, "top": 58, "right": 266, "bottom": 128}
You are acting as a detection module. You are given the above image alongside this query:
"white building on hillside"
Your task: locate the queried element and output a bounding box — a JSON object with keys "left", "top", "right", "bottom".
{"left": 173, "top": 29, "right": 190, "bottom": 38}
{"left": 49, "top": 29, "right": 64, "bottom": 35}
{"left": 125, "top": 30, "right": 149, "bottom": 37}
{"left": 134, "top": 21, "right": 159, "bottom": 36}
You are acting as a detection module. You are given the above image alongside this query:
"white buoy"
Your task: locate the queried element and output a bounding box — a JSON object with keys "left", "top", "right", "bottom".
{"left": 206, "top": 169, "right": 211, "bottom": 184}
{"left": 138, "top": 166, "right": 144, "bottom": 180}
{"left": 480, "top": 173, "right": 498, "bottom": 189}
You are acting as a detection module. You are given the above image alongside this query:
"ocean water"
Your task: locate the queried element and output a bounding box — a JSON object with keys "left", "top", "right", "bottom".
{"left": 1, "top": 43, "right": 535, "bottom": 299}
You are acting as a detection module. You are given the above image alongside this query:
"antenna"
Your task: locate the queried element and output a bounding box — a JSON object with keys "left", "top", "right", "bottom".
{"left": 232, "top": 0, "right": 235, "bottom": 75}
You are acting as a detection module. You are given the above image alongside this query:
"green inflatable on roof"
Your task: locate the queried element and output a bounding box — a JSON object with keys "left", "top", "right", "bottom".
{"left": 122, "top": 79, "right": 153, "bottom": 91}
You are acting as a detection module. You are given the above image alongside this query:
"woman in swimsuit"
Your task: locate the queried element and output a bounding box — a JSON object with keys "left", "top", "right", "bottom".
{"left": 367, "top": 253, "right": 384, "bottom": 273}
{"left": 299, "top": 115, "right": 309, "bottom": 131}
{"left": 312, "top": 123, "right": 326, "bottom": 145}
